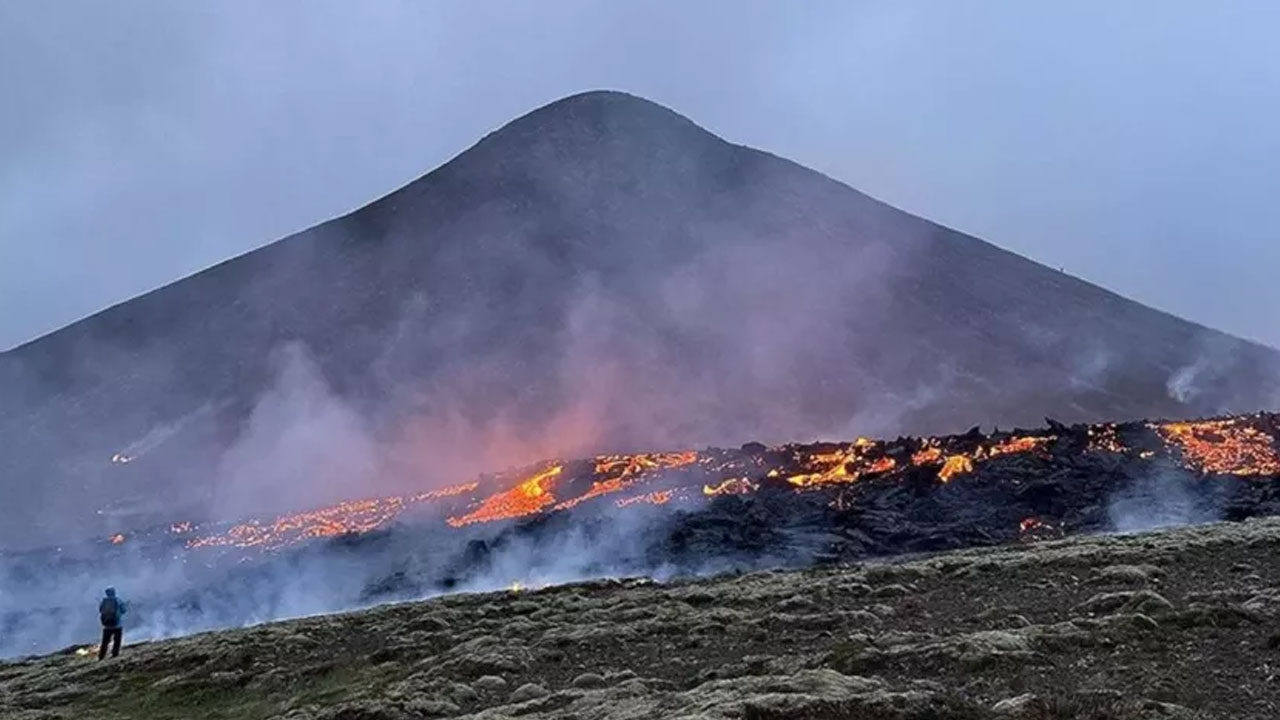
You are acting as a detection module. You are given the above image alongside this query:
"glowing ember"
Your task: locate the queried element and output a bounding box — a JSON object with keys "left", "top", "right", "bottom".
{"left": 911, "top": 447, "right": 943, "bottom": 466}
{"left": 866, "top": 456, "right": 897, "bottom": 474}
{"left": 616, "top": 489, "right": 675, "bottom": 508}
{"left": 938, "top": 455, "right": 974, "bottom": 483}
{"left": 1086, "top": 425, "right": 1129, "bottom": 454}
{"left": 109, "top": 533, "right": 126, "bottom": 545}
{"left": 1157, "top": 420, "right": 1280, "bottom": 476}
{"left": 786, "top": 448, "right": 859, "bottom": 488}
{"left": 188, "top": 482, "right": 478, "bottom": 550}
{"left": 169, "top": 522, "right": 193, "bottom": 534}
{"left": 988, "top": 436, "right": 1052, "bottom": 457}
{"left": 556, "top": 452, "right": 698, "bottom": 510}
{"left": 1020, "top": 516, "right": 1045, "bottom": 533}
{"left": 703, "top": 477, "right": 758, "bottom": 496}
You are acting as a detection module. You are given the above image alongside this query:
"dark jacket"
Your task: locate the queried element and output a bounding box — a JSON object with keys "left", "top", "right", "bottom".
{"left": 99, "top": 594, "right": 126, "bottom": 628}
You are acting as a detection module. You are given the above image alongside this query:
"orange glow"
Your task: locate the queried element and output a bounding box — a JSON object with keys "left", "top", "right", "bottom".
{"left": 866, "top": 456, "right": 897, "bottom": 474}
{"left": 109, "top": 533, "right": 126, "bottom": 545}
{"left": 1086, "top": 425, "right": 1128, "bottom": 454}
{"left": 988, "top": 436, "right": 1051, "bottom": 457}
{"left": 556, "top": 452, "right": 698, "bottom": 510}
{"left": 702, "top": 477, "right": 758, "bottom": 496}
{"left": 188, "top": 482, "right": 478, "bottom": 551}
{"left": 160, "top": 414, "right": 1280, "bottom": 556}
{"left": 616, "top": 489, "right": 674, "bottom": 508}
{"left": 938, "top": 455, "right": 974, "bottom": 483}
{"left": 1157, "top": 420, "right": 1280, "bottom": 476}
{"left": 911, "top": 447, "right": 943, "bottom": 466}
{"left": 448, "top": 466, "right": 563, "bottom": 528}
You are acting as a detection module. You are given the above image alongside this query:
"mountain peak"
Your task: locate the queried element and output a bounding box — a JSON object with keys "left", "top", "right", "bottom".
{"left": 4, "top": 90, "right": 1279, "bottom": 550}
{"left": 465, "top": 89, "right": 714, "bottom": 163}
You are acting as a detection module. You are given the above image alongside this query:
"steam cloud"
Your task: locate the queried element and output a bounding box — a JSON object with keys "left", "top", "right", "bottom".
{"left": 1107, "top": 468, "right": 1219, "bottom": 535}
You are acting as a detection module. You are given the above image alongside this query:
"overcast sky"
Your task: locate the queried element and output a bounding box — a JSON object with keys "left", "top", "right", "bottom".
{"left": 2, "top": 1, "right": 1278, "bottom": 351}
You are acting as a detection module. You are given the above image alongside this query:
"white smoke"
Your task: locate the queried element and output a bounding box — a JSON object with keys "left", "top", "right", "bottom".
{"left": 1107, "top": 468, "right": 1217, "bottom": 534}
{"left": 213, "top": 343, "right": 380, "bottom": 520}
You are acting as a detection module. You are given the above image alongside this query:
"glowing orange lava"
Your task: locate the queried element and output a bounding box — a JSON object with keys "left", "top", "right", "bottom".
{"left": 616, "top": 489, "right": 675, "bottom": 508}
{"left": 556, "top": 452, "right": 698, "bottom": 511}
{"left": 1158, "top": 420, "right": 1280, "bottom": 476}
{"left": 938, "top": 455, "right": 974, "bottom": 483}
{"left": 447, "top": 466, "right": 563, "bottom": 528}
{"left": 703, "top": 477, "right": 758, "bottom": 496}
{"left": 188, "top": 482, "right": 478, "bottom": 550}
{"left": 160, "top": 414, "right": 1280, "bottom": 556}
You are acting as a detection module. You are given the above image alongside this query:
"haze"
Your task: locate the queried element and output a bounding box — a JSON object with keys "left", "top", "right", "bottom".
{"left": 2, "top": 1, "right": 1277, "bottom": 350}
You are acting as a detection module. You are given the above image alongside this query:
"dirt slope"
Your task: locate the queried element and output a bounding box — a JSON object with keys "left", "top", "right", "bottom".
{"left": 6, "top": 517, "right": 1280, "bottom": 719}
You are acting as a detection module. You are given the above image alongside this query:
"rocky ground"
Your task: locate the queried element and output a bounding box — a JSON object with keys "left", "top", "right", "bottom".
{"left": 5, "top": 517, "right": 1280, "bottom": 720}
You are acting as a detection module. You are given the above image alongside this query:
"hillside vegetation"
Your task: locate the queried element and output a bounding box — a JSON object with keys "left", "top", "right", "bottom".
{"left": 7, "top": 517, "right": 1280, "bottom": 719}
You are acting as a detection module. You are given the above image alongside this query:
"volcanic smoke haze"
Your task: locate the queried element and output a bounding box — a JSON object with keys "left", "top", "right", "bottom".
{"left": 210, "top": 154, "right": 905, "bottom": 522}
{"left": 3, "top": 90, "right": 1280, "bottom": 555}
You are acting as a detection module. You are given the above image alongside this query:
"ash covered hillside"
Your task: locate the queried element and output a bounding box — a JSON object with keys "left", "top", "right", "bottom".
{"left": 2, "top": 90, "right": 1278, "bottom": 549}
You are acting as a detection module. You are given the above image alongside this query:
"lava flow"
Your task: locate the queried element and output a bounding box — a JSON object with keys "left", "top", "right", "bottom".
{"left": 1158, "top": 419, "right": 1280, "bottom": 476}
{"left": 167, "top": 413, "right": 1280, "bottom": 554}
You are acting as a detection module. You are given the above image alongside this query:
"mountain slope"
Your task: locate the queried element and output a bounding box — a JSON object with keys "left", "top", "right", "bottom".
{"left": 2, "top": 90, "right": 1277, "bottom": 549}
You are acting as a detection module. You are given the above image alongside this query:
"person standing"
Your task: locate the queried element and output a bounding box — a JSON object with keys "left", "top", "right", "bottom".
{"left": 97, "top": 587, "right": 127, "bottom": 660}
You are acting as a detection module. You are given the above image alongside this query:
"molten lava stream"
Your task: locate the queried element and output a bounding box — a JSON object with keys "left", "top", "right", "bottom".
{"left": 447, "top": 465, "right": 564, "bottom": 527}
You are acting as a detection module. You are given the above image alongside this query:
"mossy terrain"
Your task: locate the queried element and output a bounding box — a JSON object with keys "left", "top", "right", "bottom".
{"left": 6, "top": 518, "right": 1280, "bottom": 719}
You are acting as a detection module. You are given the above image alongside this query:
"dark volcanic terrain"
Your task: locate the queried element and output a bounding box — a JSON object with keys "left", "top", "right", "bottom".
{"left": 4, "top": 413, "right": 1280, "bottom": 662}
{"left": 7, "top": 516, "right": 1280, "bottom": 719}
{"left": 2, "top": 90, "right": 1279, "bottom": 549}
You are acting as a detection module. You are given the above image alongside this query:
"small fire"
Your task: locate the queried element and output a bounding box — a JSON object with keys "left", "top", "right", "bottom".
{"left": 508, "top": 581, "right": 524, "bottom": 593}
{"left": 785, "top": 448, "right": 860, "bottom": 488}
{"left": 109, "top": 533, "right": 126, "bottom": 545}
{"left": 1019, "top": 516, "right": 1045, "bottom": 533}
{"left": 169, "top": 522, "right": 193, "bottom": 534}
{"left": 938, "top": 455, "right": 974, "bottom": 483}
{"left": 911, "top": 447, "right": 943, "bottom": 466}
{"left": 74, "top": 646, "right": 95, "bottom": 657}
{"left": 988, "top": 436, "right": 1051, "bottom": 457}
{"left": 866, "top": 456, "right": 897, "bottom": 474}
{"left": 110, "top": 453, "right": 133, "bottom": 464}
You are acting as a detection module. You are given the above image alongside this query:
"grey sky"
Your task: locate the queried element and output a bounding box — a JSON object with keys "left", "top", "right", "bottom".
{"left": 2, "top": 1, "right": 1277, "bottom": 351}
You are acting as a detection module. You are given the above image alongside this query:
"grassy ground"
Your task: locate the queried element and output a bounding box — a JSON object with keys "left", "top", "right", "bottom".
{"left": 6, "top": 517, "right": 1280, "bottom": 719}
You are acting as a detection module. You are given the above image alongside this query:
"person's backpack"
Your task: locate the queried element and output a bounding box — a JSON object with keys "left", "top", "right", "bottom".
{"left": 100, "top": 597, "right": 119, "bottom": 627}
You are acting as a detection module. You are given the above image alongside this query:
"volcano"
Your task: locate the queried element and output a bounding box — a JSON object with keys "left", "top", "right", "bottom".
{"left": 2, "top": 90, "right": 1278, "bottom": 550}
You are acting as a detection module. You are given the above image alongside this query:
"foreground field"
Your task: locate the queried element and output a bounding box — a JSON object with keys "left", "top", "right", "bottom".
{"left": 6, "top": 518, "right": 1280, "bottom": 720}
